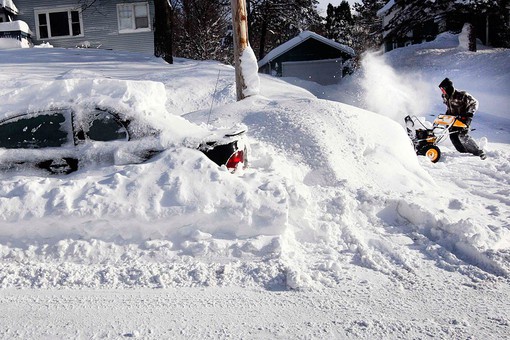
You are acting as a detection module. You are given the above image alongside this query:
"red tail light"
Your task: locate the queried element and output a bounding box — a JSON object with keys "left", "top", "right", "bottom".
{"left": 226, "top": 150, "right": 244, "bottom": 170}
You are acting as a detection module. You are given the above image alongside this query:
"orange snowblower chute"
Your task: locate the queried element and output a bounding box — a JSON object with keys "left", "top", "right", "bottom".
{"left": 433, "top": 115, "right": 468, "bottom": 129}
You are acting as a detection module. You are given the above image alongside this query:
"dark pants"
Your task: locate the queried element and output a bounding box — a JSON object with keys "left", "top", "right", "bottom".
{"left": 449, "top": 126, "right": 484, "bottom": 156}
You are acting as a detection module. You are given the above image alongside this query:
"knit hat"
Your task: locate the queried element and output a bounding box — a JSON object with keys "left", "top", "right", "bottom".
{"left": 439, "top": 78, "right": 454, "bottom": 96}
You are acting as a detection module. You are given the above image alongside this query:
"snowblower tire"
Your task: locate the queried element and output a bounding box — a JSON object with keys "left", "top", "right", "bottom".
{"left": 423, "top": 145, "right": 441, "bottom": 163}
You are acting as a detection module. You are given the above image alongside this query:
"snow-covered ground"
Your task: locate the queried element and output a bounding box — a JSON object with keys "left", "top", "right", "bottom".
{"left": 0, "top": 32, "right": 509, "bottom": 338}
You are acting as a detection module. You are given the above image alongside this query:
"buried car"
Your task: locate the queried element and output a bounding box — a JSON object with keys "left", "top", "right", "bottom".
{"left": 0, "top": 107, "right": 247, "bottom": 174}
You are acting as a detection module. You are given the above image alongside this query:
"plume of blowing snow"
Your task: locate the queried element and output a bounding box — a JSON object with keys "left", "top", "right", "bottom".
{"left": 360, "top": 53, "right": 432, "bottom": 122}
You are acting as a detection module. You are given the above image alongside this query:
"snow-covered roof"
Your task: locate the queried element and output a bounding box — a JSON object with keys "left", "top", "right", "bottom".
{"left": 0, "top": 20, "right": 31, "bottom": 34}
{"left": 258, "top": 31, "right": 355, "bottom": 67}
{"left": 376, "top": 0, "right": 395, "bottom": 17}
{"left": 0, "top": 0, "right": 18, "bottom": 15}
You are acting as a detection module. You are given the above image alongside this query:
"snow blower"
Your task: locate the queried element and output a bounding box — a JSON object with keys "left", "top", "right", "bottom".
{"left": 404, "top": 114, "right": 469, "bottom": 163}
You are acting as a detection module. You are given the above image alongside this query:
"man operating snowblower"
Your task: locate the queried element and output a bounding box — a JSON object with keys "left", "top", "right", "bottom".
{"left": 438, "top": 77, "right": 486, "bottom": 160}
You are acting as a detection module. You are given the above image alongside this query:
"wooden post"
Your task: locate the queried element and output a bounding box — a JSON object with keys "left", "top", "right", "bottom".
{"left": 485, "top": 14, "right": 489, "bottom": 47}
{"left": 231, "top": 0, "right": 249, "bottom": 101}
{"left": 467, "top": 22, "right": 477, "bottom": 52}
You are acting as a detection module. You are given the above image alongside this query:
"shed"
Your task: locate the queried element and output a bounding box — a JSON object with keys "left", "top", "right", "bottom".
{"left": 258, "top": 31, "right": 355, "bottom": 85}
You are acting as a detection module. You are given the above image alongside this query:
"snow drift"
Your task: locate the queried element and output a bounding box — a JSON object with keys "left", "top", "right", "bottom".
{"left": 0, "top": 33, "right": 509, "bottom": 290}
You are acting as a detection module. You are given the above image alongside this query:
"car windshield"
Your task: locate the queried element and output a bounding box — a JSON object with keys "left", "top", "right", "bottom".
{"left": 0, "top": 111, "right": 71, "bottom": 149}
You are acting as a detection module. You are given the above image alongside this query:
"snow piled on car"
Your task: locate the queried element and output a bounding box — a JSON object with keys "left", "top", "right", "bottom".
{"left": 0, "top": 77, "right": 209, "bottom": 142}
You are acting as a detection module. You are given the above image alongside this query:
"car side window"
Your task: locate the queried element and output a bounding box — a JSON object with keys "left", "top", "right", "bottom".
{"left": 86, "top": 110, "right": 129, "bottom": 142}
{"left": 0, "top": 112, "right": 70, "bottom": 149}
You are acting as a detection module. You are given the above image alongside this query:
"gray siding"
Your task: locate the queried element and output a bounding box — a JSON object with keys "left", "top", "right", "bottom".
{"left": 14, "top": 0, "right": 154, "bottom": 54}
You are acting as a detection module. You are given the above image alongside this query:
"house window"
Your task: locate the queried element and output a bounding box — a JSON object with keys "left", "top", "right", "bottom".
{"left": 117, "top": 2, "right": 150, "bottom": 33}
{"left": 35, "top": 8, "right": 83, "bottom": 39}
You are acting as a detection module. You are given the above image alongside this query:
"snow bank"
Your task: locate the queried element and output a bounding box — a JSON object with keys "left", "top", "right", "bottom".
{"left": 0, "top": 64, "right": 293, "bottom": 287}
{"left": 0, "top": 149, "right": 288, "bottom": 241}
{"left": 0, "top": 71, "right": 290, "bottom": 241}
{"left": 190, "top": 96, "right": 433, "bottom": 193}
{"left": 0, "top": 44, "right": 509, "bottom": 290}
{"left": 0, "top": 37, "right": 23, "bottom": 49}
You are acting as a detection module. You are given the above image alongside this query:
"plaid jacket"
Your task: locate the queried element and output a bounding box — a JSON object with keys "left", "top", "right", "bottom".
{"left": 442, "top": 90, "right": 479, "bottom": 118}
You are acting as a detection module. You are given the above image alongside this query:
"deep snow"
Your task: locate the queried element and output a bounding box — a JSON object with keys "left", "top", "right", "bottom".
{"left": 0, "top": 32, "right": 509, "bottom": 338}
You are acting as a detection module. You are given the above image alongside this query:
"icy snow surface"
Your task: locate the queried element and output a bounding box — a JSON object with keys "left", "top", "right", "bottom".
{"left": 0, "top": 33, "right": 509, "bottom": 338}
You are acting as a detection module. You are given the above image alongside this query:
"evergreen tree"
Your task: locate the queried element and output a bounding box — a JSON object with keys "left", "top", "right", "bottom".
{"left": 494, "top": 0, "right": 510, "bottom": 47}
{"left": 247, "top": 0, "right": 321, "bottom": 60}
{"left": 352, "top": 0, "right": 386, "bottom": 53}
{"left": 383, "top": 0, "right": 508, "bottom": 51}
{"left": 324, "top": 1, "right": 354, "bottom": 46}
{"left": 445, "top": 0, "right": 510, "bottom": 48}
{"left": 173, "top": 0, "right": 232, "bottom": 62}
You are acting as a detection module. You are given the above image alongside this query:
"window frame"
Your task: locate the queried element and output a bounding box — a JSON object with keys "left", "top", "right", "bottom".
{"left": 116, "top": 2, "right": 151, "bottom": 34}
{"left": 34, "top": 7, "right": 84, "bottom": 40}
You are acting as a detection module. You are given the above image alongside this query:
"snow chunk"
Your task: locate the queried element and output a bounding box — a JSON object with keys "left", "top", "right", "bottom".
{"left": 34, "top": 42, "right": 53, "bottom": 48}
{"left": 458, "top": 23, "right": 473, "bottom": 50}
{"left": 240, "top": 46, "right": 260, "bottom": 97}
{"left": 0, "top": 0, "right": 18, "bottom": 14}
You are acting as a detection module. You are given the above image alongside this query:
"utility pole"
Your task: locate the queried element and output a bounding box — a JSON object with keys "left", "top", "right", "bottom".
{"left": 231, "top": 0, "right": 249, "bottom": 101}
